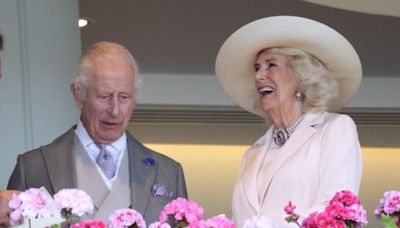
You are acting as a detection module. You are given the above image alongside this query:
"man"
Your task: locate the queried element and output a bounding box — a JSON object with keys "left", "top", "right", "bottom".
{"left": 7, "top": 41, "right": 187, "bottom": 224}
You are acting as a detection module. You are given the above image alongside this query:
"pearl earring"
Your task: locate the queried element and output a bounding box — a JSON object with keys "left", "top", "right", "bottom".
{"left": 295, "top": 91, "right": 304, "bottom": 101}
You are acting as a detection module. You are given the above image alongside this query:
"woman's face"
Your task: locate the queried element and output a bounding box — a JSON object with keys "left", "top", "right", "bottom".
{"left": 254, "top": 49, "right": 298, "bottom": 114}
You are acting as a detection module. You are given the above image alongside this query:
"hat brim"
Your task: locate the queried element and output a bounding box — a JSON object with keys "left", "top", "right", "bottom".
{"left": 215, "top": 16, "right": 362, "bottom": 117}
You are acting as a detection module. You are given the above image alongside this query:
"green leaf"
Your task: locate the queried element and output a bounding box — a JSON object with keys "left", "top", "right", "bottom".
{"left": 381, "top": 214, "right": 398, "bottom": 228}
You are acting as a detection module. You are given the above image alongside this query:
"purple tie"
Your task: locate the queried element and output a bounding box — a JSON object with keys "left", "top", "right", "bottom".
{"left": 96, "top": 144, "right": 115, "bottom": 179}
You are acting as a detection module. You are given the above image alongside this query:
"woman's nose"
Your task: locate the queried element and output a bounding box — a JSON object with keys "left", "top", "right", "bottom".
{"left": 255, "top": 71, "right": 267, "bottom": 81}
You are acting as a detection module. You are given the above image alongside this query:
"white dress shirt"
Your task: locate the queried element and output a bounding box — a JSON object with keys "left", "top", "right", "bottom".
{"left": 75, "top": 120, "right": 127, "bottom": 189}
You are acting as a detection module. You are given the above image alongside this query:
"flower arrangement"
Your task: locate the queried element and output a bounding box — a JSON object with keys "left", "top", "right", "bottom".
{"left": 53, "top": 188, "right": 94, "bottom": 225}
{"left": 108, "top": 208, "right": 146, "bottom": 228}
{"left": 70, "top": 220, "right": 106, "bottom": 228}
{"left": 9, "top": 189, "right": 235, "bottom": 228}
{"left": 242, "top": 216, "right": 274, "bottom": 228}
{"left": 158, "top": 198, "right": 204, "bottom": 227}
{"left": 8, "top": 188, "right": 57, "bottom": 225}
{"left": 284, "top": 190, "right": 368, "bottom": 228}
{"left": 375, "top": 190, "right": 400, "bottom": 228}
{"left": 148, "top": 198, "right": 234, "bottom": 228}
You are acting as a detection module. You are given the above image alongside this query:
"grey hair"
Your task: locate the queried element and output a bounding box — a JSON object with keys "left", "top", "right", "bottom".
{"left": 72, "top": 41, "right": 143, "bottom": 100}
{"left": 265, "top": 47, "right": 339, "bottom": 112}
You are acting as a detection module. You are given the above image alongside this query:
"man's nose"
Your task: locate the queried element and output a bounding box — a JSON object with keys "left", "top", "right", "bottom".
{"left": 109, "top": 97, "right": 120, "bottom": 116}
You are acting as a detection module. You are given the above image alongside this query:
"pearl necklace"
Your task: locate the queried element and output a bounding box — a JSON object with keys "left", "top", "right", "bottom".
{"left": 273, "top": 114, "right": 305, "bottom": 147}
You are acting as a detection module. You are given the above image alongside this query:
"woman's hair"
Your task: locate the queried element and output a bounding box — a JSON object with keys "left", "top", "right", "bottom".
{"left": 265, "top": 47, "right": 339, "bottom": 112}
{"left": 72, "top": 41, "right": 142, "bottom": 100}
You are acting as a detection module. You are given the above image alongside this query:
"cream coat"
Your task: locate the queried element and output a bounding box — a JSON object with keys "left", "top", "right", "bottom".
{"left": 232, "top": 112, "right": 362, "bottom": 227}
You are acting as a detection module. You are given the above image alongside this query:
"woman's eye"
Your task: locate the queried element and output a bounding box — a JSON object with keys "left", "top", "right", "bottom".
{"left": 268, "top": 62, "right": 277, "bottom": 68}
{"left": 254, "top": 65, "right": 260, "bottom": 72}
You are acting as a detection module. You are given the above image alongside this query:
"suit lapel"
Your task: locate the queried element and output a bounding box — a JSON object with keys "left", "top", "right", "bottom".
{"left": 241, "top": 129, "right": 273, "bottom": 213}
{"left": 41, "top": 127, "right": 77, "bottom": 194}
{"left": 127, "top": 133, "right": 157, "bottom": 215}
{"left": 259, "top": 112, "right": 325, "bottom": 205}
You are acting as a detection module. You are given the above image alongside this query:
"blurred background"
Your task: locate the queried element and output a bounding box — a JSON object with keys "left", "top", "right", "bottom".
{"left": 1, "top": 0, "right": 400, "bottom": 227}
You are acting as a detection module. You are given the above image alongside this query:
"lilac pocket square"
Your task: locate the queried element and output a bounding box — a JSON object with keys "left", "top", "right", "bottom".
{"left": 152, "top": 183, "right": 173, "bottom": 197}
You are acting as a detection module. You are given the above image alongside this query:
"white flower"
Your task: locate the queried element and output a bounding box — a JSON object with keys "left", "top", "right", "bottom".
{"left": 54, "top": 189, "right": 94, "bottom": 217}
{"left": 243, "top": 215, "right": 275, "bottom": 228}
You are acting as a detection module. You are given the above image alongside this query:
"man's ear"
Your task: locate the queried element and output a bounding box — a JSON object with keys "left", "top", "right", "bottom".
{"left": 70, "top": 83, "right": 83, "bottom": 109}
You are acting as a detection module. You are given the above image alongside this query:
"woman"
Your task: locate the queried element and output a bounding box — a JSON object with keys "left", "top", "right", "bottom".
{"left": 215, "top": 16, "right": 363, "bottom": 227}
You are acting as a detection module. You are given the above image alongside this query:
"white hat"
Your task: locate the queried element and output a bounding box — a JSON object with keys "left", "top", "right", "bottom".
{"left": 215, "top": 16, "right": 362, "bottom": 116}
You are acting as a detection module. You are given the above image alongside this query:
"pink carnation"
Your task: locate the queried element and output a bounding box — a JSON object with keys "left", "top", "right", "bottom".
{"left": 8, "top": 188, "right": 56, "bottom": 225}
{"left": 301, "top": 190, "right": 367, "bottom": 228}
{"left": 159, "top": 198, "right": 204, "bottom": 225}
{"left": 284, "top": 201, "right": 296, "bottom": 215}
{"left": 54, "top": 189, "right": 94, "bottom": 217}
{"left": 205, "top": 215, "right": 235, "bottom": 228}
{"left": 108, "top": 208, "right": 146, "bottom": 228}
{"left": 70, "top": 220, "right": 106, "bottom": 228}
{"left": 148, "top": 221, "right": 171, "bottom": 228}
{"left": 375, "top": 190, "right": 400, "bottom": 225}
{"left": 330, "top": 190, "right": 360, "bottom": 207}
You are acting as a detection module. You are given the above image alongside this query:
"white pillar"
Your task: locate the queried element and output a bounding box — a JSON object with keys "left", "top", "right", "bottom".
{"left": 0, "top": 0, "right": 80, "bottom": 187}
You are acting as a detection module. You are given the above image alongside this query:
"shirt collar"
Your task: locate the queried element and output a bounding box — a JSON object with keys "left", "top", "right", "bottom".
{"left": 75, "top": 120, "right": 126, "bottom": 152}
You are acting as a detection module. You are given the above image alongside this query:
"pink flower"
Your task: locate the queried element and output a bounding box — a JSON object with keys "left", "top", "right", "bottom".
{"left": 108, "top": 208, "right": 146, "bottom": 228}
{"left": 54, "top": 189, "right": 94, "bottom": 217}
{"left": 9, "top": 209, "right": 22, "bottom": 225}
{"left": 205, "top": 215, "right": 235, "bottom": 228}
{"left": 8, "top": 188, "right": 56, "bottom": 225}
{"left": 159, "top": 198, "right": 204, "bottom": 225}
{"left": 70, "top": 220, "right": 106, "bottom": 228}
{"left": 300, "top": 190, "right": 367, "bottom": 228}
{"left": 148, "top": 221, "right": 172, "bottom": 228}
{"left": 330, "top": 190, "right": 360, "bottom": 207}
{"left": 284, "top": 201, "right": 296, "bottom": 215}
{"left": 375, "top": 190, "right": 400, "bottom": 225}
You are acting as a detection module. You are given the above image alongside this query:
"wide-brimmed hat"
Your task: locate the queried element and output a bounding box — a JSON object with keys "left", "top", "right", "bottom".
{"left": 215, "top": 16, "right": 362, "bottom": 117}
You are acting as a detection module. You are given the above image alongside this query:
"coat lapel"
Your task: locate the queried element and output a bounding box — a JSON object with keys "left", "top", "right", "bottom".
{"left": 241, "top": 128, "right": 273, "bottom": 213}
{"left": 259, "top": 112, "right": 325, "bottom": 206}
{"left": 127, "top": 133, "right": 157, "bottom": 215}
{"left": 41, "top": 127, "right": 77, "bottom": 194}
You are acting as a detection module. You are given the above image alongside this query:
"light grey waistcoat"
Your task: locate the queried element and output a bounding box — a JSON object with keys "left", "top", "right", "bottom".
{"left": 74, "top": 136, "right": 131, "bottom": 221}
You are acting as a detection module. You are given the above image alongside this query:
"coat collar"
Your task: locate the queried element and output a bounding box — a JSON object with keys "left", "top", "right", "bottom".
{"left": 242, "top": 112, "right": 327, "bottom": 211}
{"left": 41, "top": 127, "right": 77, "bottom": 194}
{"left": 40, "top": 127, "right": 158, "bottom": 217}
{"left": 126, "top": 132, "right": 157, "bottom": 215}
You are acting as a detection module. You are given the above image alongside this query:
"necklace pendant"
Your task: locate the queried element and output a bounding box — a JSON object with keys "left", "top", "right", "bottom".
{"left": 274, "top": 129, "right": 288, "bottom": 147}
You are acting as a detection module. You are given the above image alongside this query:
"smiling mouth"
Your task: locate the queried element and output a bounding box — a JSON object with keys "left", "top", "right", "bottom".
{"left": 258, "top": 86, "right": 274, "bottom": 96}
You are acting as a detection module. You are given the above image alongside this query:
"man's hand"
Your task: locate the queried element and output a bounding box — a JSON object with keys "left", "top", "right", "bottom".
{"left": 0, "top": 190, "right": 20, "bottom": 226}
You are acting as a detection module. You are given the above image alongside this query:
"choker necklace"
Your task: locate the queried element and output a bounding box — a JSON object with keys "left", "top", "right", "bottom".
{"left": 273, "top": 114, "right": 305, "bottom": 147}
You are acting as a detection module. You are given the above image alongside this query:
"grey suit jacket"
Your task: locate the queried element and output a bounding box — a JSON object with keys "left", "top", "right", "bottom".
{"left": 7, "top": 126, "right": 188, "bottom": 224}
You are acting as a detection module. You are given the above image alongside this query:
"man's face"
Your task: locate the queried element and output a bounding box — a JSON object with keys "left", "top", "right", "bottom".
{"left": 74, "top": 61, "right": 135, "bottom": 144}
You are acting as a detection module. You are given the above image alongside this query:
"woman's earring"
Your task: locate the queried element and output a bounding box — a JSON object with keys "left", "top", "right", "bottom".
{"left": 295, "top": 91, "right": 304, "bottom": 101}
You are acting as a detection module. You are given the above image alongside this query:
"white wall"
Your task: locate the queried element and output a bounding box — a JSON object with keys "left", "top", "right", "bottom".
{"left": 138, "top": 73, "right": 400, "bottom": 108}
{"left": 0, "top": 0, "right": 80, "bottom": 187}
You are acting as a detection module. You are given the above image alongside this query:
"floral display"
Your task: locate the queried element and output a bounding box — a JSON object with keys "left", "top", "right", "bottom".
{"left": 284, "top": 190, "right": 368, "bottom": 228}
{"left": 242, "top": 216, "right": 274, "bottom": 228}
{"left": 375, "top": 190, "right": 400, "bottom": 228}
{"left": 53, "top": 188, "right": 94, "bottom": 226}
{"left": 108, "top": 208, "right": 146, "bottom": 228}
{"left": 70, "top": 220, "right": 106, "bottom": 228}
{"left": 158, "top": 198, "right": 204, "bottom": 227}
{"left": 148, "top": 221, "right": 172, "bottom": 228}
{"left": 204, "top": 215, "right": 235, "bottom": 228}
{"left": 54, "top": 189, "right": 94, "bottom": 218}
{"left": 8, "top": 188, "right": 57, "bottom": 225}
